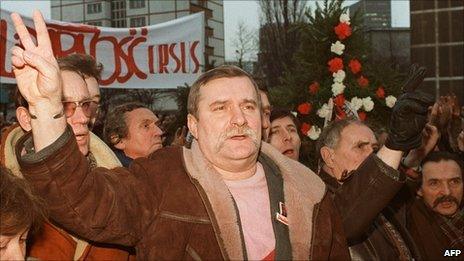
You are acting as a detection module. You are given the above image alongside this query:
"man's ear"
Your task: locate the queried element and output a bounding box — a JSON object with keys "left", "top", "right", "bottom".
{"left": 187, "top": 114, "right": 199, "bottom": 139}
{"left": 16, "top": 106, "right": 32, "bottom": 131}
{"left": 111, "top": 134, "right": 125, "bottom": 150}
{"left": 320, "top": 146, "right": 335, "bottom": 168}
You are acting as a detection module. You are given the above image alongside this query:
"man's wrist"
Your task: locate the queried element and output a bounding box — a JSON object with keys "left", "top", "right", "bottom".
{"left": 28, "top": 101, "right": 64, "bottom": 120}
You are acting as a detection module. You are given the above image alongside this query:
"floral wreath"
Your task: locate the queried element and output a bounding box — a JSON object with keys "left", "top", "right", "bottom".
{"left": 296, "top": 13, "right": 398, "bottom": 140}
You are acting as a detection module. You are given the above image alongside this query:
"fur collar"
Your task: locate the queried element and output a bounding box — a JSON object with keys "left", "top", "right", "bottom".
{"left": 182, "top": 140, "right": 325, "bottom": 260}
{"left": 1, "top": 124, "right": 25, "bottom": 177}
{"left": 88, "top": 132, "right": 122, "bottom": 169}
{"left": 1, "top": 125, "right": 121, "bottom": 178}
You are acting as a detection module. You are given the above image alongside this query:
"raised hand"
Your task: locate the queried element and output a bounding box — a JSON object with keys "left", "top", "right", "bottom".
{"left": 10, "top": 11, "right": 62, "bottom": 109}
{"left": 10, "top": 11, "right": 66, "bottom": 152}
{"left": 385, "top": 64, "right": 435, "bottom": 151}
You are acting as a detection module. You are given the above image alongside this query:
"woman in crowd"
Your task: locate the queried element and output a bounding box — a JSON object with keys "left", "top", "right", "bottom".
{"left": 0, "top": 166, "right": 46, "bottom": 260}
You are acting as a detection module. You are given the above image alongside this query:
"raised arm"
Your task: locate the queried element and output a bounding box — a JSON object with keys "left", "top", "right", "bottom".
{"left": 378, "top": 64, "right": 434, "bottom": 168}
{"left": 10, "top": 11, "right": 66, "bottom": 151}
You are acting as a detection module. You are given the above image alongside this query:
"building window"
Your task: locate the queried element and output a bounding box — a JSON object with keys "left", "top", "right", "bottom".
{"left": 129, "top": 0, "right": 145, "bottom": 9}
{"left": 111, "top": 0, "right": 127, "bottom": 28}
{"left": 87, "top": 3, "right": 102, "bottom": 14}
{"left": 130, "top": 17, "right": 146, "bottom": 27}
{"left": 87, "top": 21, "right": 102, "bottom": 26}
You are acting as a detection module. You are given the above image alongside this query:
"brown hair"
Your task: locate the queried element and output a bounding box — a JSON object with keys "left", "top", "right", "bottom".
{"left": 187, "top": 65, "right": 261, "bottom": 118}
{"left": 57, "top": 53, "right": 103, "bottom": 80}
{"left": 421, "top": 151, "right": 463, "bottom": 177}
{"left": 103, "top": 102, "right": 148, "bottom": 148}
{"left": 0, "top": 166, "right": 46, "bottom": 236}
{"left": 270, "top": 108, "right": 301, "bottom": 136}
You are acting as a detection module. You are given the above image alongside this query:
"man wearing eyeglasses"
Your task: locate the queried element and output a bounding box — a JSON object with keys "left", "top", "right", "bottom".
{"left": 0, "top": 56, "right": 133, "bottom": 260}
{"left": 57, "top": 54, "right": 102, "bottom": 129}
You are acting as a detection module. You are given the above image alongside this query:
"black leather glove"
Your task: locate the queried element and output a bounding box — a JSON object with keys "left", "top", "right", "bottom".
{"left": 385, "top": 64, "right": 435, "bottom": 151}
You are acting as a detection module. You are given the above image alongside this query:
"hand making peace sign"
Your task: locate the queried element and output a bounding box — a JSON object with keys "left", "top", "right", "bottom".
{"left": 10, "top": 10, "right": 62, "bottom": 109}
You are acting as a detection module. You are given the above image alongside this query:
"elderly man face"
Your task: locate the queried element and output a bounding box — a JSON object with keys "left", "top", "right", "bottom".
{"left": 419, "top": 159, "right": 463, "bottom": 216}
{"left": 117, "top": 108, "right": 164, "bottom": 159}
{"left": 322, "top": 123, "right": 379, "bottom": 181}
{"left": 62, "top": 70, "right": 93, "bottom": 155}
{"left": 188, "top": 76, "right": 262, "bottom": 175}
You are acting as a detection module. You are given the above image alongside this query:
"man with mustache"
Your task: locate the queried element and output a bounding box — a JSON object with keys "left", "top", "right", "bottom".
{"left": 408, "top": 151, "right": 464, "bottom": 260}
{"left": 10, "top": 11, "right": 349, "bottom": 260}
{"left": 103, "top": 102, "right": 164, "bottom": 167}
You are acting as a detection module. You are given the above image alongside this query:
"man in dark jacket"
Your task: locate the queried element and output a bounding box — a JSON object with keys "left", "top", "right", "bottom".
{"left": 408, "top": 151, "right": 463, "bottom": 260}
{"left": 316, "top": 65, "right": 433, "bottom": 260}
{"left": 10, "top": 11, "right": 349, "bottom": 260}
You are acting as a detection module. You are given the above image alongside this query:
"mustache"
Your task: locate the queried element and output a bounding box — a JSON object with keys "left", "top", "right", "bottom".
{"left": 216, "top": 126, "right": 260, "bottom": 151}
{"left": 224, "top": 127, "right": 256, "bottom": 139}
{"left": 432, "top": 195, "right": 459, "bottom": 209}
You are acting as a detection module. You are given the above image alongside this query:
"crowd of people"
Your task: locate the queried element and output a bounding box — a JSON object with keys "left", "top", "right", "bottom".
{"left": 1, "top": 10, "right": 463, "bottom": 260}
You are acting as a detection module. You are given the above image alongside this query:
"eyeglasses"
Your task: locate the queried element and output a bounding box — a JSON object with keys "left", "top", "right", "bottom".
{"left": 62, "top": 100, "right": 99, "bottom": 118}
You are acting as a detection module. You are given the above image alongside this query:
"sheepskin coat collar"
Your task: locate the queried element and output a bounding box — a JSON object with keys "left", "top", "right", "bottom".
{"left": 182, "top": 140, "right": 326, "bottom": 260}
{"left": 1, "top": 125, "right": 121, "bottom": 177}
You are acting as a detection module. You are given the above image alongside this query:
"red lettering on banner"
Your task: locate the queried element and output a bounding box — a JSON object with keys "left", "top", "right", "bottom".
{"left": 0, "top": 19, "right": 14, "bottom": 78}
{"left": 89, "top": 28, "right": 148, "bottom": 84}
{"left": 46, "top": 23, "right": 98, "bottom": 57}
{"left": 180, "top": 42, "right": 187, "bottom": 73}
{"left": 169, "top": 43, "right": 182, "bottom": 73}
{"left": 147, "top": 41, "right": 200, "bottom": 74}
{"left": 148, "top": 45, "right": 155, "bottom": 74}
{"left": 2, "top": 16, "right": 202, "bottom": 85}
{"left": 190, "top": 41, "right": 200, "bottom": 73}
{"left": 158, "top": 44, "right": 169, "bottom": 74}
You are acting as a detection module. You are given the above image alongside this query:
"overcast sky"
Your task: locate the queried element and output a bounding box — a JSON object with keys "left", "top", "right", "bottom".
{"left": 1, "top": 0, "right": 410, "bottom": 61}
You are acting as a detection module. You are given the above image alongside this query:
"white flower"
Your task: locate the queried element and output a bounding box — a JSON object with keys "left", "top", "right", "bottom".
{"left": 307, "top": 125, "right": 322, "bottom": 140}
{"left": 331, "top": 82, "right": 346, "bottom": 96}
{"left": 340, "top": 13, "right": 351, "bottom": 25}
{"left": 330, "top": 41, "right": 345, "bottom": 55}
{"left": 350, "top": 97, "right": 363, "bottom": 111}
{"left": 385, "top": 95, "right": 397, "bottom": 108}
{"left": 332, "top": 70, "right": 346, "bottom": 83}
{"left": 317, "top": 103, "right": 330, "bottom": 118}
{"left": 362, "top": 97, "right": 374, "bottom": 112}
{"left": 291, "top": 111, "right": 297, "bottom": 117}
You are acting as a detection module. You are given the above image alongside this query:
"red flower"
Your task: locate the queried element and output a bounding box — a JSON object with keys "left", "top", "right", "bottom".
{"left": 349, "top": 59, "right": 362, "bottom": 74}
{"left": 358, "top": 111, "right": 367, "bottom": 121}
{"left": 301, "top": 122, "right": 311, "bottom": 135}
{"left": 376, "top": 87, "right": 386, "bottom": 99}
{"left": 328, "top": 57, "right": 344, "bottom": 73}
{"left": 309, "top": 82, "right": 320, "bottom": 95}
{"left": 334, "top": 22, "right": 352, "bottom": 40}
{"left": 357, "top": 76, "right": 369, "bottom": 87}
{"left": 297, "top": 102, "right": 312, "bottom": 115}
{"left": 335, "top": 106, "right": 346, "bottom": 120}
{"left": 334, "top": 94, "right": 345, "bottom": 107}
{"left": 337, "top": 110, "right": 347, "bottom": 120}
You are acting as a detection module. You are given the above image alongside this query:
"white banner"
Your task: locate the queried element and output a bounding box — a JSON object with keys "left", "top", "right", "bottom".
{"left": 0, "top": 9, "right": 204, "bottom": 89}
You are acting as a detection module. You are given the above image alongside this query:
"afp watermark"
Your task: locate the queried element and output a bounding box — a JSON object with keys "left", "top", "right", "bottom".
{"left": 444, "top": 249, "right": 461, "bottom": 257}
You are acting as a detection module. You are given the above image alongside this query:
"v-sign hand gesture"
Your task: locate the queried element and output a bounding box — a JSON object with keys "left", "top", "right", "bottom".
{"left": 10, "top": 11, "right": 62, "bottom": 109}
{"left": 10, "top": 11, "right": 66, "bottom": 152}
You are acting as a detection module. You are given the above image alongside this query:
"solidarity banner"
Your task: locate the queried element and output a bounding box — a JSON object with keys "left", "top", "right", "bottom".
{"left": 0, "top": 10, "right": 204, "bottom": 89}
